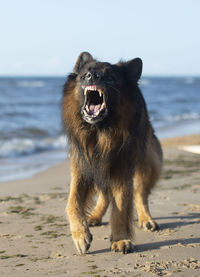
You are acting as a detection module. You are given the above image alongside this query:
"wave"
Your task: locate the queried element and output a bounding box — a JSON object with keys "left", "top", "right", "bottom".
{"left": 0, "top": 135, "right": 67, "bottom": 158}
{"left": 149, "top": 111, "right": 200, "bottom": 123}
{"left": 0, "top": 112, "right": 199, "bottom": 159}
{"left": 162, "top": 112, "right": 200, "bottom": 122}
{"left": 15, "top": 127, "right": 49, "bottom": 138}
{"left": 0, "top": 128, "right": 49, "bottom": 140}
{"left": 15, "top": 80, "right": 45, "bottom": 88}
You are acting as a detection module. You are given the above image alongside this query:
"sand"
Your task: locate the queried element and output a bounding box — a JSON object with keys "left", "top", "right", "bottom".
{"left": 0, "top": 134, "right": 200, "bottom": 276}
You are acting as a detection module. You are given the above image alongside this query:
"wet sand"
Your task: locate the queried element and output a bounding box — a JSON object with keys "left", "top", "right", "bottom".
{"left": 0, "top": 134, "right": 200, "bottom": 276}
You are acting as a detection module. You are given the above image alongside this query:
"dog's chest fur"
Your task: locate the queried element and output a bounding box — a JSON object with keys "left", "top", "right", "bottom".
{"left": 70, "top": 125, "right": 138, "bottom": 186}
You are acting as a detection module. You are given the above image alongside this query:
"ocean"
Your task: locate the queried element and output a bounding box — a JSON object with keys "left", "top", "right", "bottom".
{"left": 0, "top": 76, "right": 200, "bottom": 182}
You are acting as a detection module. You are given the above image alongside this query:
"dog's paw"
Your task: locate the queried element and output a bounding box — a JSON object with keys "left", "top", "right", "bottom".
{"left": 87, "top": 216, "right": 102, "bottom": 227}
{"left": 139, "top": 219, "right": 159, "bottom": 232}
{"left": 111, "top": 240, "right": 134, "bottom": 254}
{"left": 72, "top": 230, "right": 93, "bottom": 254}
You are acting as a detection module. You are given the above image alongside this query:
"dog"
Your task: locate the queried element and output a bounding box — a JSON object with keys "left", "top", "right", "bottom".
{"left": 62, "top": 52, "right": 162, "bottom": 254}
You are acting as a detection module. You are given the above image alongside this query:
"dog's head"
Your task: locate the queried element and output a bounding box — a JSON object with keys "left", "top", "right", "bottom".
{"left": 69, "top": 52, "right": 142, "bottom": 124}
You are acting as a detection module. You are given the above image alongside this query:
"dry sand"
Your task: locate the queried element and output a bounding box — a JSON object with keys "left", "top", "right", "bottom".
{"left": 0, "top": 134, "right": 200, "bottom": 276}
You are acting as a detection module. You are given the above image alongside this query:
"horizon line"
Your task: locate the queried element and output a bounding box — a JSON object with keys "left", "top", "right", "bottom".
{"left": 0, "top": 74, "right": 199, "bottom": 78}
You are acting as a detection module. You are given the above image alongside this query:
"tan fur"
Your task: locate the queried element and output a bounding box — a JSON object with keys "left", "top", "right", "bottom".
{"left": 66, "top": 129, "right": 162, "bottom": 254}
{"left": 134, "top": 133, "right": 162, "bottom": 230}
{"left": 87, "top": 190, "right": 109, "bottom": 226}
{"left": 88, "top": 130, "right": 163, "bottom": 231}
{"left": 66, "top": 160, "right": 93, "bottom": 254}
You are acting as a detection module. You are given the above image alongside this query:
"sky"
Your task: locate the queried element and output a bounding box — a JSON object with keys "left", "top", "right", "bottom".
{"left": 0, "top": 0, "right": 200, "bottom": 76}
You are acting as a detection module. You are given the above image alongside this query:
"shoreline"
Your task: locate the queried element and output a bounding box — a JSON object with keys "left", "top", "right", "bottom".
{"left": 0, "top": 149, "right": 67, "bottom": 184}
{"left": 0, "top": 133, "right": 199, "bottom": 194}
{"left": 1, "top": 133, "right": 200, "bottom": 186}
{"left": 0, "top": 126, "right": 200, "bottom": 184}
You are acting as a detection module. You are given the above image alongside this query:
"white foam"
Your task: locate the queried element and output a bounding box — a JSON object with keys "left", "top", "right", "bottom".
{"left": 164, "top": 112, "right": 200, "bottom": 122}
{"left": 180, "top": 145, "right": 200, "bottom": 154}
{"left": 0, "top": 135, "right": 67, "bottom": 158}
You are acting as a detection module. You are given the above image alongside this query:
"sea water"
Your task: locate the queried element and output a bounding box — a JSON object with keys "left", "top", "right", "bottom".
{"left": 0, "top": 76, "right": 200, "bottom": 182}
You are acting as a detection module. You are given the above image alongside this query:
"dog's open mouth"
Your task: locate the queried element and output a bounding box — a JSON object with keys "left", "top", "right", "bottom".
{"left": 82, "top": 85, "right": 107, "bottom": 123}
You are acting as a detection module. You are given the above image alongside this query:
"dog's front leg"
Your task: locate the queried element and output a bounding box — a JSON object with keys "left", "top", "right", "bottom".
{"left": 110, "top": 182, "right": 134, "bottom": 254}
{"left": 66, "top": 161, "right": 92, "bottom": 254}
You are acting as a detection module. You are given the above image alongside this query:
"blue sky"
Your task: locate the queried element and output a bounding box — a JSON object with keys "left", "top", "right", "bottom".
{"left": 0, "top": 0, "right": 200, "bottom": 76}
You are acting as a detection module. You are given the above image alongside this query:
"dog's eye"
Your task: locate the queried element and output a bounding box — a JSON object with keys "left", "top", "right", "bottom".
{"left": 94, "top": 72, "right": 101, "bottom": 79}
{"left": 80, "top": 74, "right": 87, "bottom": 80}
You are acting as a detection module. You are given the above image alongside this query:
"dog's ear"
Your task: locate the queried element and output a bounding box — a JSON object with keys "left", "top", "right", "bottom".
{"left": 73, "top": 52, "right": 94, "bottom": 74}
{"left": 124, "top": 58, "right": 143, "bottom": 82}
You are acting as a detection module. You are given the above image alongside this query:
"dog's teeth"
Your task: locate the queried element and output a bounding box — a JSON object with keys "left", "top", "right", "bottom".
{"left": 99, "top": 90, "right": 102, "bottom": 97}
{"left": 101, "top": 103, "right": 105, "bottom": 110}
{"left": 86, "top": 105, "right": 89, "bottom": 112}
{"left": 93, "top": 110, "right": 100, "bottom": 117}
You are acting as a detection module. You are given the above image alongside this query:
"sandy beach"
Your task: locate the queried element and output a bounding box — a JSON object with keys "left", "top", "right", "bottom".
{"left": 0, "top": 134, "right": 200, "bottom": 276}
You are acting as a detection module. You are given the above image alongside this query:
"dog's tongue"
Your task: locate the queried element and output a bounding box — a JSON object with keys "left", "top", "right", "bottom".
{"left": 89, "top": 104, "right": 101, "bottom": 114}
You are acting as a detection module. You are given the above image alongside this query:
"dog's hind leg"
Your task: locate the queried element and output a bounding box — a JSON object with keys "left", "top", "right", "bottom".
{"left": 87, "top": 189, "right": 109, "bottom": 226}
{"left": 134, "top": 174, "right": 159, "bottom": 231}
{"left": 134, "top": 137, "right": 162, "bottom": 231}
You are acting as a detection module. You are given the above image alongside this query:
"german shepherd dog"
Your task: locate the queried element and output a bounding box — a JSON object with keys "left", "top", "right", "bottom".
{"left": 62, "top": 52, "right": 162, "bottom": 254}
